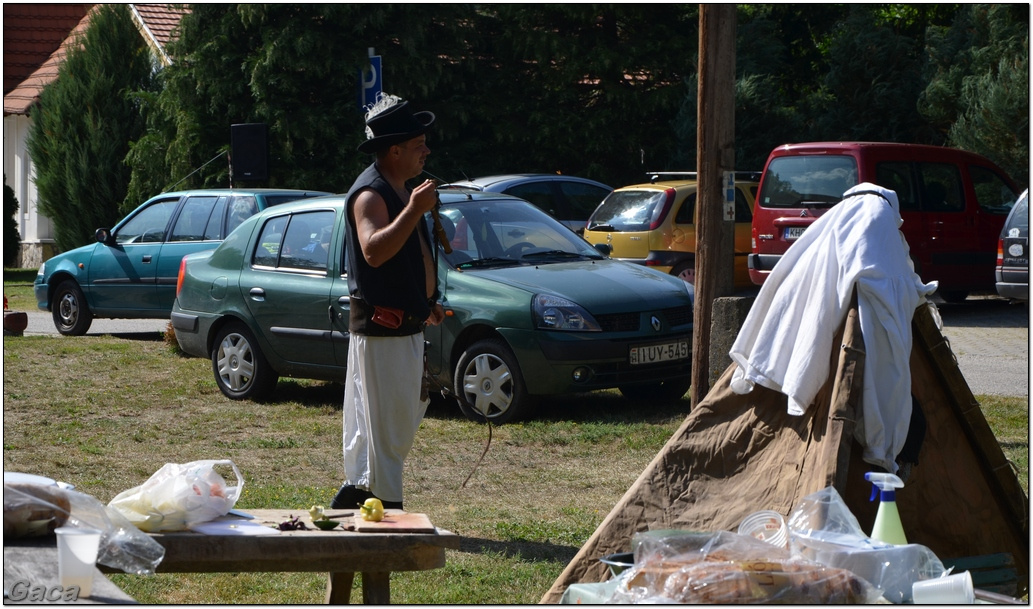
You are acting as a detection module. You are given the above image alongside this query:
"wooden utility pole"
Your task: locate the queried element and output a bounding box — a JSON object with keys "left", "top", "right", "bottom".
{"left": 691, "top": 4, "right": 736, "bottom": 407}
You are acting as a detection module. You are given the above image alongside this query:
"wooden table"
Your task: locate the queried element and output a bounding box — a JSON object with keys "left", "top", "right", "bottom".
{"left": 4, "top": 537, "right": 136, "bottom": 604}
{"left": 112, "top": 509, "right": 460, "bottom": 604}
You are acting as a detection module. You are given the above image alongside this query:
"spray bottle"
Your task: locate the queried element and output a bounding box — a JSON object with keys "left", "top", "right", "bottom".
{"left": 865, "top": 472, "right": 907, "bottom": 545}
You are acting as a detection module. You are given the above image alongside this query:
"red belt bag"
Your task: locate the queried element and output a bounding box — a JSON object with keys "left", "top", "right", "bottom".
{"left": 349, "top": 297, "right": 424, "bottom": 336}
{"left": 372, "top": 305, "right": 404, "bottom": 329}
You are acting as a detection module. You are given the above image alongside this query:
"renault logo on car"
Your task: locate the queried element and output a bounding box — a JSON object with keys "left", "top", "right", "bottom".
{"left": 651, "top": 316, "right": 661, "bottom": 332}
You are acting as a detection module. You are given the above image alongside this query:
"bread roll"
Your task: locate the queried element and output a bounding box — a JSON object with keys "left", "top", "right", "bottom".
{"left": 3, "top": 483, "right": 71, "bottom": 537}
{"left": 627, "top": 556, "right": 870, "bottom": 603}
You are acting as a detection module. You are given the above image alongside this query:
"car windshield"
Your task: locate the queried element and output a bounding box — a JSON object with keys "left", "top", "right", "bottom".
{"left": 758, "top": 156, "right": 859, "bottom": 208}
{"left": 587, "top": 190, "right": 666, "bottom": 232}
{"left": 436, "top": 199, "right": 605, "bottom": 268}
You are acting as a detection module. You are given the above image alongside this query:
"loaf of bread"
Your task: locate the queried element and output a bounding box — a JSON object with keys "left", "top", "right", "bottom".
{"left": 627, "top": 554, "right": 872, "bottom": 604}
{"left": 3, "top": 483, "right": 71, "bottom": 538}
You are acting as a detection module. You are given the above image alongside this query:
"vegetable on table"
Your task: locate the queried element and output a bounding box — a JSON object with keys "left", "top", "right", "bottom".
{"left": 359, "top": 498, "right": 384, "bottom": 522}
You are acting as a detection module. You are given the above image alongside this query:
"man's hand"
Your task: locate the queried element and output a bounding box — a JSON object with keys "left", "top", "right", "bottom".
{"left": 410, "top": 179, "right": 439, "bottom": 214}
{"left": 425, "top": 302, "right": 445, "bottom": 326}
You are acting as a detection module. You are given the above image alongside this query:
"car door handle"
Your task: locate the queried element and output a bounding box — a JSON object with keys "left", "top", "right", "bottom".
{"left": 249, "top": 287, "right": 266, "bottom": 301}
{"left": 338, "top": 296, "right": 349, "bottom": 306}
{"left": 142, "top": 255, "right": 152, "bottom": 263}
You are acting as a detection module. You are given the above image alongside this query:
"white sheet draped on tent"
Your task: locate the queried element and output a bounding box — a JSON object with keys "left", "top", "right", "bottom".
{"left": 729, "top": 183, "right": 937, "bottom": 473}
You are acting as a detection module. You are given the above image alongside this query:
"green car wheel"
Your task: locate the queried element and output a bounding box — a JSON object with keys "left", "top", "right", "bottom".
{"left": 211, "top": 322, "right": 279, "bottom": 400}
{"left": 454, "top": 338, "right": 535, "bottom": 425}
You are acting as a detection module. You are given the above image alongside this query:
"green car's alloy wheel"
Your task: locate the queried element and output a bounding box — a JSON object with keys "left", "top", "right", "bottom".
{"left": 454, "top": 337, "right": 534, "bottom": 425}
{"left": 211, "top": 322, "right": 278, "bottom": 400}
{"left": 52, "top": 280, "right": 93, "bottom": 336}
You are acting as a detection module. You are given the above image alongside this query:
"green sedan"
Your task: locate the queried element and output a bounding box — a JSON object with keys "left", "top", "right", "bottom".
{"left": 171, "top": 190, "right": 695, "bottom": 423}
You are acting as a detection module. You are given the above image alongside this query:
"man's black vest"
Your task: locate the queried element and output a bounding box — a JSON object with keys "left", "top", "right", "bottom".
{"left": 344, "top": 163, "right": 433, "bottom": 334}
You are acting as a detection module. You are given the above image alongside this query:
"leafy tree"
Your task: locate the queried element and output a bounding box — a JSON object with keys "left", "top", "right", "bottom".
{"left": 130, "top": 5, "right": 700, "bottom": 192}
{"left": 920, "top": 4, "right": 1029, "bottom": 187}
{"left": 130, "top": 4, "right": 478, "bottom": 194}
{"left": 674, "top": 9, "right": 813, "bottom": 172}
{"left": 127, "top": 5, "right": 1026, "bottom": 198}
{"left": 674, "top": 4, "right": 1023, "bottom": 177}
{"left": 4, "top": 176, "right": 21, "bottom": 267}
{"left": 483, "top": 5, "right": 698, "bottom": 186}
{"left": 25, "top": 4, "right": 154, "bottom": 250}
{"left": 811, "top": 6, "right": 927, "bottom": 143}
{"left": 129, "top": 4, "right": 270, "bottom": 198}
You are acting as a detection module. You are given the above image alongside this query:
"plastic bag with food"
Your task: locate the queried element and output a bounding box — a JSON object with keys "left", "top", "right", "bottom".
{"left": 108, "top": 459, "right": 244, "bottom": 533}
{"left": 608, "top": 529, "right": 882, "bottom": 604}
{"left": 786, "top": 485, "right": 946, "bottom": 603}
{"left": 4, "top": 482, "right": 165, "bottom": 575}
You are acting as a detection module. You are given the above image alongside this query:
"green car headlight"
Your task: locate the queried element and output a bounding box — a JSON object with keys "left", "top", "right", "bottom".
{"left": 533, "top": 294, "right": 601, "bottom": 331}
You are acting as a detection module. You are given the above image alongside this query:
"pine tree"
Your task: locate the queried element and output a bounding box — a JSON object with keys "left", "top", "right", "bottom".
{"left": 920, "top": 4, "right": 1029, "bottom": 187}
{"left": 26, "top": 4, "right": 154, "bottom": 251}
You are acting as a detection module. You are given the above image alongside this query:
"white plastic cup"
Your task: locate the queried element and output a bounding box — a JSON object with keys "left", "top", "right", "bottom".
{"left": 55, "top": 527, "right": 102, "bottom": 598}
{"left": 737, "top": 510, "right": 788, "bottom": 550}
{"left": 912, "top": 571, "right": 975, "bottom": 604}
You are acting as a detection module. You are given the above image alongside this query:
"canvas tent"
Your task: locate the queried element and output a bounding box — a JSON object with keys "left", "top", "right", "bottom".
{"left": 541, "top": 297, "right": 1028, "bottom": 603}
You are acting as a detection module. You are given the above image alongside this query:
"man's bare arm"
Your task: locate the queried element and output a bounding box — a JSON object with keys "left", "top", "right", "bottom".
{"left": 353, "top": 179, "right": 438, "bottom": 268}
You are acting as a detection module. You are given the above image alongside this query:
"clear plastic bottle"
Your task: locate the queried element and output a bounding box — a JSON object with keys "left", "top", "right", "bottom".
{"left": 865, "top": 472, "right": 908, "bottom": 545}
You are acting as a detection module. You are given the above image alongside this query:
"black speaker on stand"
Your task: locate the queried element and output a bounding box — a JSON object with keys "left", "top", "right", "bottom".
{"left": 230, "top": 123, "right": 268, "bottom": 184}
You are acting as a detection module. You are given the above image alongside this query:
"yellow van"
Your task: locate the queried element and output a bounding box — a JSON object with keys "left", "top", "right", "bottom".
{"left": 583, "top": 172, "right": 759, "bottom": 288}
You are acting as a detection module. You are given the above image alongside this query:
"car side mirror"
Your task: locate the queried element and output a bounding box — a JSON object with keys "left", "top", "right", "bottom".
{"left": 593, "top": 243, "right": 611, "bottom": 256}
{"left": 95, "top": 228, "right": 113, "bottom": 245}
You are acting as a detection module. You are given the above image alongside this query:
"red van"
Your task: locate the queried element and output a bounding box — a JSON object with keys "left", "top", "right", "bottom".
{"left": 747, "top": 142, "right": 1021, "bottom": 301}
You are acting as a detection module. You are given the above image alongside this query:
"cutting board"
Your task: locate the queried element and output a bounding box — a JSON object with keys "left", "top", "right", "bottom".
{"left": 353, "top": 511, "right": 436, "bottom": 533}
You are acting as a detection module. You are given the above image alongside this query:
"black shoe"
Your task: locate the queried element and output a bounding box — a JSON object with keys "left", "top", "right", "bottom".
{"left": 330, "top": 484, "right": 373, "bottom": 509}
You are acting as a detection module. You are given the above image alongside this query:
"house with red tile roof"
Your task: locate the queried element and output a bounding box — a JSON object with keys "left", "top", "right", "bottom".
{"left": 3, "top": 4, "right": 188, "bottom": 267}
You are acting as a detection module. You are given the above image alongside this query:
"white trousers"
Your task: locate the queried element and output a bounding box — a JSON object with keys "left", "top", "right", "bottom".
{"left": 342, "top": 333, "right": 428, "bottom": 503}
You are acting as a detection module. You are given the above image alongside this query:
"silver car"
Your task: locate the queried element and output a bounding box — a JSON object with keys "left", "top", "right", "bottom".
{"left": 996, "top": 189, "right": 1028, "bottom": 301}
{"left": 440, "top": 173, "right": 612, "bottom": 233}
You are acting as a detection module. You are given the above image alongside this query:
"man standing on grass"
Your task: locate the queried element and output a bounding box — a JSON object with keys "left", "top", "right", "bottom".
{"left": 331, "top": 94, "right": 444, "bottom": 511}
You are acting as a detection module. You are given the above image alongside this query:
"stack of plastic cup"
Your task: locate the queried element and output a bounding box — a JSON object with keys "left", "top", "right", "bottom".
{"left": 55, "top": 527, "right": 102, "bottom": 598}
{"left": 737, "top": 510, "right": 789, "bottom": 550}
{"left": 912, "top": 571, "right": 975, "bottom": 604}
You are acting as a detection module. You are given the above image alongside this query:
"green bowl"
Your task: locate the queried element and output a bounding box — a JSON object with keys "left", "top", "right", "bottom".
{"left": 313, "top": 519, "right": 340, "bottom": 530}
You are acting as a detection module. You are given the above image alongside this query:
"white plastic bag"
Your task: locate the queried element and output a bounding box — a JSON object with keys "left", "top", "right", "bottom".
{"left": 786, "top": 485, "right": 946, "bottom": 603}
{"left": 108, "top": 460, "right": 244, "bottom": 532}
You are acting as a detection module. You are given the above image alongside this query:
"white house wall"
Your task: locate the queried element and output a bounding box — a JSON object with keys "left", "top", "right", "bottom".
{"left": 4, "top": 113, "right": 54, "bottom": 268}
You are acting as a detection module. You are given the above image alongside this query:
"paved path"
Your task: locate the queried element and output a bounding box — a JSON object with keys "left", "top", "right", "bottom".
{"left": 934, "top": 295, "right": 1028, "bottom": 399}
{"left": 20, "top": 311, "right": 169, "bottom": 339}
{"left": 14, "top": 295, "right": 1030, "bottom": 398}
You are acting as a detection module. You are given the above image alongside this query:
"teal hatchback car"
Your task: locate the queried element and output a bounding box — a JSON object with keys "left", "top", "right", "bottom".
{"left": 34, "top": 188, "right": 330, "bottom": 335}
{"left": 171, "top": 190, "right": 695, "bottom": 423}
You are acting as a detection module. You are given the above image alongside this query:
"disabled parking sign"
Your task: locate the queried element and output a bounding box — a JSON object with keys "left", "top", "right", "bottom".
{"left": 359, "top": 50, "right": 382, "bottom": 111}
